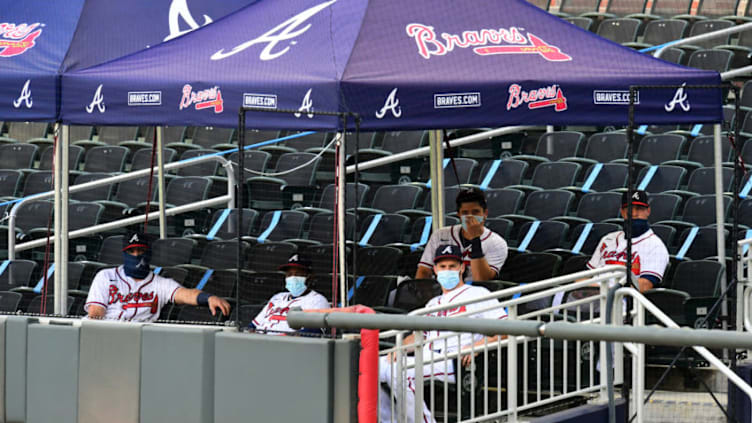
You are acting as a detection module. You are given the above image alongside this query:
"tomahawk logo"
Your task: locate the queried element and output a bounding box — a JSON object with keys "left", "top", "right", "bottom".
{"left": 664, "top": 83, "right": 690, "bottom": 112}
{"left": 211, "top": 0, "right": 337, "bottom": 61}
{"left": 86, "top": 85, "right": 106, "bottom": 114}
{"left": 13, "top": 80, "right": 32, "bottom": 109}
{"left": 164, "top": 0, "right": 212, "bottom": 42}
{"left": 0, "top": 23, "right": 43, "bottom": 57}
{"left": 375, "top": 88, "right": 402, "bottom": 119}
{"left": 294, "top": 89, "right": 314, "bottom": 118}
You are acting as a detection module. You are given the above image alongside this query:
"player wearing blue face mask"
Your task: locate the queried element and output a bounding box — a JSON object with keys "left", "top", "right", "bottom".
{"left": 250, "top": 253, "right": 329, "bottom": 334}
{"left": 416, "top": 188, "right": 508, "bottom": 283}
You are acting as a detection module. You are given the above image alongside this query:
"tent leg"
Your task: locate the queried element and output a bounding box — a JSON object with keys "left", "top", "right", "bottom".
{"left": 429, "top": 130, "right": 444, "bottom": 231}
{"left": 156, "top": 127, "right": 167, "bottom": 239}
{"left": 55, "top": 124, "right": 70, "bottom": 315}
{"left": 715, "top": 124, "right": 728, "bottom": 334}
{"left": 337, "top": 133, "right": 346, "bottom": 307}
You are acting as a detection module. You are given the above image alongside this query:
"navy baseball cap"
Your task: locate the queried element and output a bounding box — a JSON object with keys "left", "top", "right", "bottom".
{"left": 278, "top": 253, "right": 312, "bottom": 271}
{"left": 434, "top": 245, "right": 463, "bottom": 263}
{"left": 621, "top": 190, "right": 649, "bottom": 208}
{"left": 122, "top": 231, "right": 151, "bottom": 251}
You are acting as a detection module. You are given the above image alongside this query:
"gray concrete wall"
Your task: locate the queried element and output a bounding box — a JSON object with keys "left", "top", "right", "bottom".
{"left": 26, "top": 323, "right": 80, "bottom": 423}
{"left": 5, "top": 316, "right": 32, "bottom": 423}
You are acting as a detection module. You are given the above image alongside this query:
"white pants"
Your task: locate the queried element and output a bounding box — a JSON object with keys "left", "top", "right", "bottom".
{"left": 378, "top": 354, "right": 456, "bottom": 423}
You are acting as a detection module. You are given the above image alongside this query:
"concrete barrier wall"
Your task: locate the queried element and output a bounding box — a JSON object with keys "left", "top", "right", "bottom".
{"left": 1, "top": 317, "right": 357, "bottom": 423}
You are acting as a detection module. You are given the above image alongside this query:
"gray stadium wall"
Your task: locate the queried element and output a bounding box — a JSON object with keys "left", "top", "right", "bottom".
{"left": 0, "top": 317, "right": 358, "bottom": 423}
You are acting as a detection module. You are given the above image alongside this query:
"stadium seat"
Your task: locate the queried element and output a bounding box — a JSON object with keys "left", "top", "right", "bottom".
{"left": 177, "top": 149, "right": 220, "bottom": 177}
{"left": 553, "top": 191, "right": 622, "bottom": 227}
{"left": 38, "top": 145, "right": 84, "bottom": 171}
{"left": 13, "top": 200, "right": 53, "bottom": 239}
{"left": 246, "top": 152, "right": 320, "bottom": 210}
{"left": 471, "top": 159, "right": 528, "bottom": 190}
{"left": 569, "top": 162, "right": 629, "bottom": 194}
{"left": 298, "top": 182, "right": 369, "bottom": 216}
{"left": 664, "top": 167, "right": 733, "bottom": 202}
{"left": 512, "top": 131, "right": 585, "bottom": 172}
{"left": 385, "top": 279, "right": 442, "bottom": 313}
{"left": 555, "top": 0, "right": 599, "bottom": 16}
{"left": 484, "top": 217, "right": 514, "bottom": 240}
{"left": 379, "top": 131, "right": 427, "bottom": 154}
{"left": 652, "top": 223, "right": 678, "bottom": 250}
{"left": 0, "top": 291, "right": 21, "bottom": 312}
{"left": 228, "top": 150, "right": 271, "bottom": 179}
{"left": 508, "top": 161, "right": 581, "bottom": 195}
{"left": 643, "top": 0, "right": 692, "bottom": 19}
{"left": 151, "top": 237, "right": 196, "bottom": 267}
{"left": 625, "top": 19, "right": 688, "bottom": 49}
{"left": 6, "top": 122, "right": 48, "bottom": 142}
{"left": 687, "top": 48, "right": 733, "bottom": 72}
{"left": 502, "top": 190, "right": 575, "bottom": 233}
{"left": 69, "top": 125, "right": 94, "bottom": 142}
{"left": 583, "top": 0, "right": 647, "bottom": 19}
{"left": 634, "top": 164, "right": 687, "bottom": 193}
{"left": 283, "top": 131, "right": 329, "bottom": 152}
{"left": 351, "top": 275, "right": 397, "bottom": 308}
{"left": 187, "top": 126, "right": 234, "bottom": 150}
{"left": 96, "top": 126, "right": 139, "bottom": 144}
{"left": 683, "top": 20, "right": 734, "bottom": 50}
{"left": 0, "top": 143, "right": 37, "bottom": 170}
{"left": 232, "top": 304, "right": 265, "bottom": 328}
{"left": 561, "top": 254, "right": 592, "bottom": 275}
{"left": 669, "top": 259, "right": 723, "bottom": 297}
{"left": 96, "top": 175, "right": 156, "bottom": 223}
{"left": 693, "top": 0, "right": 741, "bottom": 19}
{"left": 498, "top": 252, "right": 562, "bottom": 284}
{"left": 241, "top": 129, "right": 282, "bottom": 145}
{"left": 358, "top": 184, "right": 423, "bottom": 216}
{"left": 356, "top": 246, "right": 403, "bottom": 276}
{"left": 659, "top": 194, "right": 731, "bottom": 233}
{"left": 514, "top": 220, "right": 569, "bottom": 253}
{"left": 673, "top": 226, "right": 729, "bottom": 260}
{"left": 250, "top": 210, "right": 308, "bottom": 243}
{"left": 644, "top": 289, "right": 690, "bottom": 326}
{"left": 485, "top": 188, "right": 525, "bottom": 217}
{"left": 304, "top": 212, "right": 355, "bottom": 245}
{"left": 246, "top": 241, "right": 298, "bottom": 273}
{"left": 658, "top": 47, "right": 686, "bottom": 64}
{"left": 562, "top": 132, "right": 629, "bottom": 168}
{"left": 141, "top": 126, "right": 188, "bottom": 145}
{"left": 739, "top": 198, "right": 752, "bottom": 228}
{"left": 181, "top": 239, "right": 249, "bottom": 274}
{"left": 82, "top": 145, "right": 129, "bottom": 173}
{"left": 129, "top": 148, "right": 178, "bottom": 171}
{"left": 550, "top": 222, "right": 621, "bottom": 259}
{"left": 718, "top": 30, "right": 752, "bottom": 70}
{"left": 666, "top": 135, "right": 731, "bottom": 173}
{"left": 621, "top": 133, "right": 686, "bottom": 167}
{"left": 357, "top": 213, "right": 409, "bottom": 246}
{"left": 26, "top": 295, "right": 74, "bottom": 315}
{"left": 21, "top": 171, "right": 53, "bottom": 197}
{"left": 302, "top": 243, "right": 347, "bottom": 276}
{"left": 0, "top": 170, "right": 23, "bottom": 198}
{"left": 596, "top": 18, "right": 642, "bottom": 44}
{"left": 201, "top": 268, "right": 250, "bottom": 299}
{"left": 647, "top": 193, "right": 683, "bottom": 223}
{"left": 565, "top": 16, "right": 594, "bottom": 30}
{"left": 177, "top": 305, "right": 225, "bottom": 323}
{"left": 423, "top": 158, "right": 479, "bottom": 186}
{"left": 0, "top": 260, "right": 37, "bottom": 291}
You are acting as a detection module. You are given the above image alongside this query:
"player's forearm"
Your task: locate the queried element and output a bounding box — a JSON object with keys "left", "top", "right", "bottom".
{"left": 470, "top": 258, "right": 496, "bottom": 281}
{"left": 86, "top": 305, "right": 106, "bottom": 320}
{"left": 174, "top": 288, "right": 202, "bottom": 305}
{"left": 415, "top": 266, "right": 433, "bottom": 280}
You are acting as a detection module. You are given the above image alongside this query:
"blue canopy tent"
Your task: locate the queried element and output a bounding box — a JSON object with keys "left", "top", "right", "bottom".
{"left": 0, "top": 0, "right": 257, "bottom": 122}
{"left": 60, "top": 0, "right": 722, "bottom": 129}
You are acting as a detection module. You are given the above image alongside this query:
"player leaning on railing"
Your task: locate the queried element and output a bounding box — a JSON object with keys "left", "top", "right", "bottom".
{"left": 84, "top": 231, "right": 231, "bottom": 321}
{"left": 381, "top": 245, "right": 507, "bottom": 423}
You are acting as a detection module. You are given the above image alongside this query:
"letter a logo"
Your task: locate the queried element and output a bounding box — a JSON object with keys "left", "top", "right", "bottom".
{"left": 664, "top": 83, "right": 690, "bottom": 112}
{"left": 290, "top": 254, "right": 299, "bottom": 262}
{"left": 375, "top": 88, "right": 402, "bottom": 119}
{"left": 86, "top": 84, "right": 106, "bottom": 114}
{"left": 441, "top": 246, "right": 453, "bottom": 255}
{"left": 13, "top": 79, "right": 32, "bottom": 109}
{"left": 164, "top": 0, "right": 213, "bottom": 42}
{"left": 294, "top": 89, "right": 314, "bottom": 118}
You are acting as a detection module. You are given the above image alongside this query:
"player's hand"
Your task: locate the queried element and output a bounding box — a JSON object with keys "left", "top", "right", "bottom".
{"left": 208, "top": 296, "right": 231, "bottom": 317}
{"left": 461, "top": 351, "right": 478, "bottom": 367}
{"left": 463, "top": 215, "right": 485, "bottom": 240}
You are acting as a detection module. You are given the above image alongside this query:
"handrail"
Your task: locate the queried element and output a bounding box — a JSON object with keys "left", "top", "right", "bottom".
{"left": 7, "top": 154, "right": 235, "bottom": 259}
{"left": 654, "top": 21, "right": 752, "bottom": 59}
{"left": 614, "top": 287, "right": 752, "bottom": 418}
{"left": 722, "top": 65, "right": 752, "bottom": 80}
{"left": 344, "top": 126, "right": 535, "bottom": 174}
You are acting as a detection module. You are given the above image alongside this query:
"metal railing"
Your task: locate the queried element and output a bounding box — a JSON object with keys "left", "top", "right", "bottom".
{"left": 7, "top": 154, "right": 235, "bottom": 259}
{"left": 738, "top": 238, "right": 752, "bottom": 337}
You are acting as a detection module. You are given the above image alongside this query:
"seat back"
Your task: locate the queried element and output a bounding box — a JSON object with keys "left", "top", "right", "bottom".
{"left": 636, "top": 165, "right": 686, "bottom": 193}
{"left": 114, "top": 176, "right": 157, "bottom": 207}
{"left": 0, "top": 260, "right": 37, "bottom": 290}
{"left": 165, "top": 176, "right": 212, "bottom": 205}
{"left": 130, "top": 148, "right": 177, "bottom": 171}
{"left": 358, "top": 213, "right": 409, "bottom": 246}
{"left": 585, "top": 132, "right": 628, "bottom": 162}
{"left": 191, "top": 127, "right": 234, "bottom": 149}
{"left": 229, "top": 150, "right": 271, "bottom": 174}
{"left": 177, "top": 149, "right": 220, "bottom": 176}
{"left": 83, "top": 146, "right": 129, "bottom": 173}
{"left": 284, "top": 131, "right": 329, "bottom": 151}
{"left": 478, "top": 159, "right": 528, "bottom": 189}
{"left": 22, "top": 171, "right": 53, "bottom": 196}
{"left": 583, "top": 163, "right": 628, "bottom": 192}
{"left": 643, "top": 20, "right": 687, "bottom": 44}
{"left": 535, "top": 131, "right": 584, "bottom": 161}
{"left": 318, "top": 183, "right": 369, "bottom": 210}
{"left": 393, "top": 279, "right": 442, "bottom": 312}
{"left": 647, "top": 193, "right": 682, "bottom": 223}
{"left": 0, "top": 170, "right": 22, "bottom": 197}
{"left": 670, "top": 259, "right": 723, "bottom": 297}
{"left": 682, "top": 195, "right": 730, "bottom": 226}
{"left": 569, "top": 222, "right": 621, "bottom": 256}
{"left": 15, "top": 200, "right": 53, "bottom": 233}
{"left": 524, "top": 190, "right": 574, "bottom": 220}
{"left": 247, "top": 242, "right": 298, "bottom": 273}
{"left": 687, "top": 136, "right": 731, "bottom": 166}
{"left": 96, "top": 126, "right": 139, "bottom": 144}
{"left": 636, "top": 134, "right": 685, "bottom": 163}
{"left": 68, "top": 202, "right": 104, "bottom": 231}
{"left": 0, "top": 143, "right": 37, "bottom": 169}
{"left": 486, "top": 189, "right": 525, "bottom": 216}
{"left": 650, "top": 0, "right": 692, "bottom": 16}
{"left": 597, "top": 18, "right": 641, "bottom": 44}
{"left": 687, "top": 49, "right": 733, "bottom": 72}
{"left": 499, "top": 252, "right": 561, "bottom": 283}
{"left": 207, "top": 208, "right": 258, "bottom": 239}
{"left": 380, "top": 131, "right": 425, "bottom": 154}
{"left": 371, "top": 185, "right": 423, "bottom": 213}
{"left": 7, "top": 122, "right": 47, "bottom": 142}
{"left": 275, "top": 152, "right": 320, "bottom": 186}
{"left": 152, "top": 237, "right": 196, "bottom": 267}
{"left": 558, "top": 0, "right": 599, "bottom": 14}
{"left": 256, "top": 210, "right": 308, "bottom": 241}
{"left": 356, "top": 246, "right": 403, "bottom": 276}
{"left": 687, "top": 20, "right": 733, "bottom": 49}
{"left": 576, "top": 192, "right": 622, "bottom": 222}
{"left": 201, "top": 240, "right": 249, "bottom": 269}
{"left": 686, "top": 167, "right": 733, "bottom": 195}
{"left": 530, "top": 161, "right": 581, "bottom": 189}
{"left": 39, "top": 145, "right": 84, "bottom": 170}
{"left": 517, "top": 221, "right": 569, "bottom": 252}
{"left": 98, "top": 235, "right": 125, "bottom": 264}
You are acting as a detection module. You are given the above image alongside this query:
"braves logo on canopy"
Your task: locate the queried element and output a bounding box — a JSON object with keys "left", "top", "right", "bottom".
{"left": 0, "top": 23, "right": 43, "bottom": 58}
{"left": 507, "top": 84, "right": 568, "bottom": 112}
{"left": 164, "top": 0, "right": 213, "bottom": 42}
{"left": 211, "top": 0, "right": 337, "bottom": 61}
{"left": 406, "top": 24, "right": 571, "bottom": 62}
{"left": 13, "top": 80, "right": 32, "bottom": 109}
{"left": 180, "top": 84, "right": 224, "bottom": 113}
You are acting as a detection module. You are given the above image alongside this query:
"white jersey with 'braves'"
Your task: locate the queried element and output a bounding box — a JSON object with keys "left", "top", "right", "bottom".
{"left": 84, "top": 266, "right": 183, "bottom": 322}
{"left": 423, "top": 284, "right": 507, "bottom": 354}
{"left": 253, "top": 290, "right": 329, "bottom": 334}
{"left": 419, "top": 225, "right": 508, "bottom": 282}
{"left": 587, "top": 229, "right": 669, "bottom": 282}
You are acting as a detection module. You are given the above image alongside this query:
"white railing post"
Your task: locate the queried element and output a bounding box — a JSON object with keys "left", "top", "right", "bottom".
{"left": 507, "top": 305, "right": 518, "bottom": 422}
{"left": 413, "top": 331, "right": 424, "bottom": 423}
{"left": 634, "top": 301, "right": 646, "bottom": 423}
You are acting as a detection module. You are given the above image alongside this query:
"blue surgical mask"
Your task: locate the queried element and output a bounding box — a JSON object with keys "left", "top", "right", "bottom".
{"left": 286, "top": 276, "right": 307, "bottom": 297}
{"left": 436, "top": 270, "right": 461, "bottom": 291}
{"left": 123, "top": 251, "right": 151, "bottom": 279}
{"left": 461, "top": 215, "right": 484, "bottom": 232}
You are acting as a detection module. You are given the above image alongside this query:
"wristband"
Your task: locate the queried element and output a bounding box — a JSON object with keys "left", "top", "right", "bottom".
{"left": 469, "top": 237, "right": 484, "bottom": 259}
{"left": 197, "top": 292, "right": 212, "bottom": 306}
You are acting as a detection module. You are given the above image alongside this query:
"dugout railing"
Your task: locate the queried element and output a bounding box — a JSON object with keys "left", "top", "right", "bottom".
{"left": 368, "top": 265, "right": 752, "bottom": 423}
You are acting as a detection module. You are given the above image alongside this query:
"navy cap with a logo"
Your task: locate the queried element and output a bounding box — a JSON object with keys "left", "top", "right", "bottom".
{"left": 434, "top": 244, "right": 463, "bottom": 263}
{"left": 122, "top": 231, "right": 151, "bottom": 251}
{"left": 621, "top": 190, "right": 649, "bottom": 208}
{"left": 278, "top": 253, "right": 312, "bottom": 271}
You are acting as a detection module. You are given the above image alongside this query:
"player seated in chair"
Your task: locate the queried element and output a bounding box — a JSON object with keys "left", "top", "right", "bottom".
{"left": 249, "top": 253, "right": 329, "bottom": 335}
{"left": 380, "top": 245, "right": 507, "bottom": 423}
{"left": 84, "top": 231, "right": 231, "bottom": 321}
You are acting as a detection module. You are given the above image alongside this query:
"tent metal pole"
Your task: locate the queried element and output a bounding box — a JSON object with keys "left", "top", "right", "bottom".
{"left": 336, "top": 132, "right": 347, "bottom": 307}
{"left": 60, "top": 124, "right": 69, "bottom": 315}
{"left": 429, "top": 130, "right": 444, "bottom": 231}
{"left": 156, "top": 127, "right": 167, "bottom": 239}
{"left": 714, "top": 124, "right": 728, "bottom": 334}
{"left": 546, "top": 125, "right": 554, "bottom": 133}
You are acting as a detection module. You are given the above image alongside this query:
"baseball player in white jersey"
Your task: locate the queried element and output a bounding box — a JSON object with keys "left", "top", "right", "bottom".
{"left": 587, "top": 190, "right": 669, "bottom": 292}
{"left": 381, "top": 245, "right": 507, "bottom": 423}
{"left": 251, "top": 253, "right": 329, "bottom": 334}
{"left": 416, "top": 188, "right": 508, "bottom": 283}
{"left": 85, "top": 231, "right": 231, "bottom": 322}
